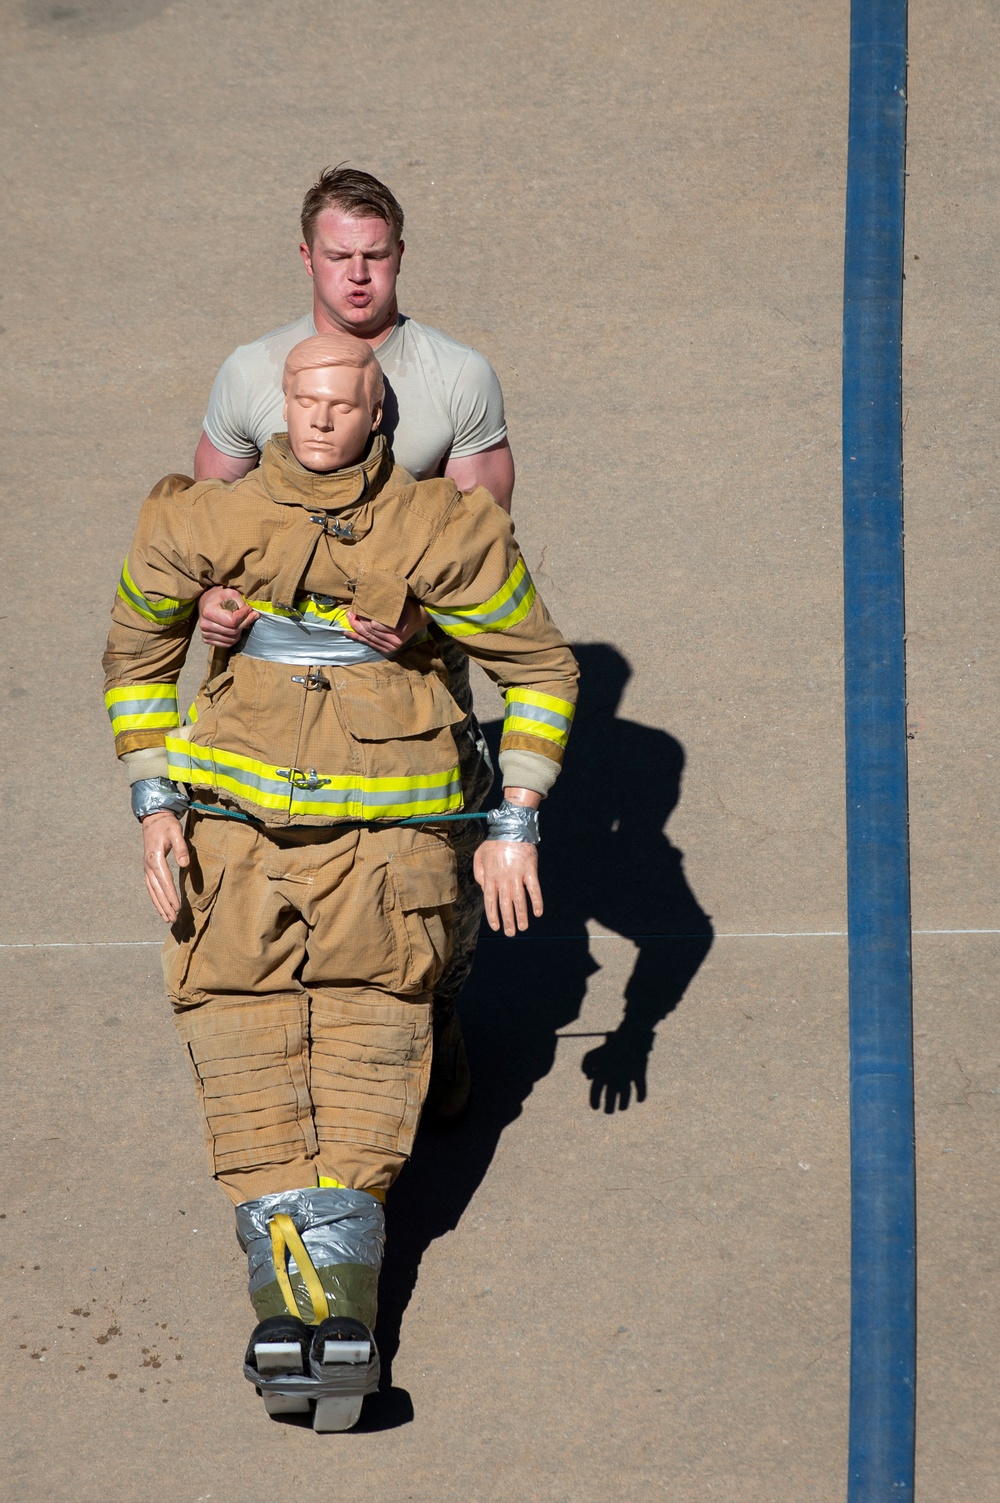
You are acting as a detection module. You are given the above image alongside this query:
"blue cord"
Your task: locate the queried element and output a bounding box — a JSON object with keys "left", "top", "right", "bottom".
{"left": 188, "top": 800, "right": 491, "bottom": 828}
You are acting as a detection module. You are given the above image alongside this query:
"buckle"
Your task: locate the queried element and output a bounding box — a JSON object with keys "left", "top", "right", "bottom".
{"left": 276, "top": 768, "right": 332, "bottom": 791}
{"left": 310, "top": 514, "right": 354, "bottom": 539}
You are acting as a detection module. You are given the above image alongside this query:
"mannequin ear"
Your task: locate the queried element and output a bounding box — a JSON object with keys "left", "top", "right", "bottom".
{"left": 282, "top": 398, "right": 289, "bottom": 422}
{"left": 371, "top": 400, "right": 383, "bottom": 432}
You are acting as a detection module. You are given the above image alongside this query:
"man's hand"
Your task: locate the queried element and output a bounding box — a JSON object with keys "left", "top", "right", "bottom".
{"left": 142, "top": 811, "right": 190, "bottom": 923}
{"left": 474, "top": 841, "right": 543, "bottom": 936}
{"left": 198, "top": 586, "right": 259, "bottom": 647}
{"left": 346, "top": 596, "right": 427, "bottom": 655}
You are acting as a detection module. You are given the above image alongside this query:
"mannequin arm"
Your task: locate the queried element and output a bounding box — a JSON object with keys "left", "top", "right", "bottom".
{"left": 473, "top": 787, "right": 542, "bottom": 936}
{"left": 141, "top": 811, "right": 190, "bottom": 923}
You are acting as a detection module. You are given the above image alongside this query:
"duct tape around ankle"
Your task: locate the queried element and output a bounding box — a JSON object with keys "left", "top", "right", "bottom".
{"left": 236, "top": 1187, "right": 385, "bottom": 1308}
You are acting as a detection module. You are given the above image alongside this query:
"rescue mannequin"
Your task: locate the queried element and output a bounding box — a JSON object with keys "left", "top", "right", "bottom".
{"left": 103, "top": 333, "right": 578, "bottom": 1430}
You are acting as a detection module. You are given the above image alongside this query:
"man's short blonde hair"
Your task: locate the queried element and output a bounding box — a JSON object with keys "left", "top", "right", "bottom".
{"left": 282, "top": 332, "right": 385, "bottom": 406}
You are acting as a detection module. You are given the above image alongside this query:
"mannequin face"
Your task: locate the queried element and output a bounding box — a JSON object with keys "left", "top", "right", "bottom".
{"left": 283, "top": 362, "right": 383, "bottom": 473}
{"left": 299, "top": 209, "right": 403, "bottom": 340}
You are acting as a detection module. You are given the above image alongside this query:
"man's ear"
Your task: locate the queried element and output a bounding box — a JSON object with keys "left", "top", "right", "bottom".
{"left": 371, "top": 400, "right": 383, "bottom": 432}
{"left": 299, "top": 240, "right": 315, "bottom": 278}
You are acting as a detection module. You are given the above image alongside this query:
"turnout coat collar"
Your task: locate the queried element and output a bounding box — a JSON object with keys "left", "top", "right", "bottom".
{"left": 260, "top": 432, "right": 393, "bottom": 516}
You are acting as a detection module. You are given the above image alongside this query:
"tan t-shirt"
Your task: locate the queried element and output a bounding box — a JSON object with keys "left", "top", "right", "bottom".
{"left": 202, "top": 312, "right": 507, "bottom": 479}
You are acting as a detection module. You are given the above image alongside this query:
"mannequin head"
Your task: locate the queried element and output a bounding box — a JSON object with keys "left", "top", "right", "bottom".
{"left": 282, "top": 333, "right": 384, "bottom": 473}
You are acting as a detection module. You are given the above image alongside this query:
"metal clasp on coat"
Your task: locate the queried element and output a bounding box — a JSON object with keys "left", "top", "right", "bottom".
{"left": 276, "top": 767, "right": 331, "bottom": 790}
{"left": 310, "top": 514, "right": 354, "bottom": 539}
{"left": 290, "top": 672, "right": 328, "bottom": 690}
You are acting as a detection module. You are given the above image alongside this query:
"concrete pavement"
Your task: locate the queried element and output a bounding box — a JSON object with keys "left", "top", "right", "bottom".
{"left": 0, "top": 0, "right": 996, "bottom": 1497}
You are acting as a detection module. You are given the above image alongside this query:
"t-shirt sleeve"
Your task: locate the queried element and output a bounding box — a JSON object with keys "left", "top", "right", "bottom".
{"left": 446, "top": 349, "right": 508, "bottom": 459}
{"left": 201, "top": 350, "right": 261, "bottom": 460}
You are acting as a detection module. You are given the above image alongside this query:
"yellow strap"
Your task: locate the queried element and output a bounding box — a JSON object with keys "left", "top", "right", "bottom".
{"left": 319, "top": 1174, "right": 386, "bottom": 1203}
{"left": 269, "top": 1214, "right": 328, "bottom": 1326}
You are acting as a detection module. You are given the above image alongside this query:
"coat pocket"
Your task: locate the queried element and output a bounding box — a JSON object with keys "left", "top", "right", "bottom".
{"left": 337, "top": 671, "right": 464, "bottom": 742}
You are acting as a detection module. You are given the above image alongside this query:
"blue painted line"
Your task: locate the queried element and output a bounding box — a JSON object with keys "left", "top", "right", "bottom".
{"left": 842, "top": 1, "right": 915, "bottom": 1499}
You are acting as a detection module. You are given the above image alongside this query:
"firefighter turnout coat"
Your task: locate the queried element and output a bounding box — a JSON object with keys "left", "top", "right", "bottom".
{"left": 103, "top": 434, "right": 578, "bottom": 824}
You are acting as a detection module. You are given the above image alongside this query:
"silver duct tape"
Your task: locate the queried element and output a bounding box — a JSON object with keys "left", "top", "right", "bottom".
{"left": 485, "top": 800, "right": 540, "bottom": 845}
{"left": 131, "top": 776, "right": 191, "bottom": 820}
{"left": 240, "top": 611, "right": 388, "bottom": 666}
{"left": 243, "top": 1350, "right": 381, "bottom": 1400}
{"left": 236, "top": 1187, "right": 386, "bottom": 1297}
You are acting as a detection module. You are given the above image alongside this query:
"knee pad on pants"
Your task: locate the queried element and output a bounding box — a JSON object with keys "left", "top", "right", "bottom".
{"left": 310, "top": 991, "right": 433, "bottom": 1162}
{"left": 173, "top": 994, "right": 316, "bottom": 1178}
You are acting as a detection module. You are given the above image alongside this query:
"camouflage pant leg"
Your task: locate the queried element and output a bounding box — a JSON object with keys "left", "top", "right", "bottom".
{"left": 434, "top": 638, "right": 494, "bottom": 1014}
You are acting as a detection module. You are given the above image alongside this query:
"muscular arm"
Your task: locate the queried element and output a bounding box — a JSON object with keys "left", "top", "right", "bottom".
{"left": 194, "top": 431, "right": 259, "bottom": 483}
{"left": 444, "top": 437, "right": 515, "bottom": 513}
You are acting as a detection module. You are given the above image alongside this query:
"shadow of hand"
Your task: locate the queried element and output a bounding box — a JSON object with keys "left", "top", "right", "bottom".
{"left": 582, "top": 1028, "right": 653, "bottom": 1113}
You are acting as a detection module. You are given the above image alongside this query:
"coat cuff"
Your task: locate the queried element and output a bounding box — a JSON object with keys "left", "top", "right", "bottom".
{"left": 498, "top": 748, "right": 560, "bottom": 798}
{"left": 121, "top": 746, "right": 171, "bottom": 784}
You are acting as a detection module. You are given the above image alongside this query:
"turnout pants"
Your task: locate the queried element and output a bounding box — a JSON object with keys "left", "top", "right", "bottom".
{"left": 164, "top": 811, "right": 458, "bottom": 1206}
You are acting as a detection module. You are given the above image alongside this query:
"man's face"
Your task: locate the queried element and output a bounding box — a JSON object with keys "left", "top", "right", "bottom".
{"left": 300, "top": 208, "right": 403, "bottom": 340}
{"left": 283, "top": 362, "right": 382, "bottom": 473}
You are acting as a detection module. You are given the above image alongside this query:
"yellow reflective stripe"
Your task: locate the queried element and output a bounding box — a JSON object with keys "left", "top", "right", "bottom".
{"left": 503, "top": 688, "right": 575, "bottom": 749}
{"left": 117, "top": 557, "right": 195, "bottom": 625}
{"left": 186, "top": 701, "right": 199, "bottom": 724}
{"left": 503, "top": 716, "right": 568, "bottom": 746}
{"left": 165, "top": 736, "right": 462, "bottom": 820}
{"left": 269, "top": 1214, "right": 328, "bottom": 1326}
{"left": 105, "top": 683, "right": 180, "bottom": 736}
{"left": 425, "top": 557, "right": 536, "bottom": 638}
{"left": 245, "top": 598, "right": 300, "bottom": 621}
{"left": 318, "top": 1175, "right": 386, "bottom": 1203}
{"left": 245, "top": 596, "right": 354, "bottom": 629}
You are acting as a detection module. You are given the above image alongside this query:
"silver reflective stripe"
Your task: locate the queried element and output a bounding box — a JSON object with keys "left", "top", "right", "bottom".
{"left": 507, "top": 700, "right": 572, "bottom": 734}
{"left": 109, "top": 693, "right": 178, "bottom": 718}
{"left": 166, "top": 739, "right": 460, "bottom": 811}
{"left": 240, "top": 611, "right": 386, "bottom": 665}
{"left": 236, "top": 1188, "right": 386, "bottom": 1298}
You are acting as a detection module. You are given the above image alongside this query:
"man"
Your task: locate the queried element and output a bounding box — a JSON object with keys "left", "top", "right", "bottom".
{"left": 195, "top": 166, "right": 515, "bottom": 1122}
{"left": 103, "top": 332, "right": 577, "bottom": 1429}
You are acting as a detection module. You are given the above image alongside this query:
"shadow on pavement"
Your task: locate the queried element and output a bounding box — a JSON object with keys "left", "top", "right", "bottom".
{"left": 371, "top": 642, "right": 714, "bottom": 1414}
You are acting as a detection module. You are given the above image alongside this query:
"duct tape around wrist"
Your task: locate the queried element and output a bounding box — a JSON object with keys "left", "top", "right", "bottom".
{"left": 485, "top": 800, "right": 540, "bottom": 844}
{"left": 131, "top": 776, "right": 191, "bottom": 821}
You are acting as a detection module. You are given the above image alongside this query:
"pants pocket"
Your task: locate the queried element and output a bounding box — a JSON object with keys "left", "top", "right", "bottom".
{"left": 162, "top": 843, "right": 226, "bottom": 1004}
{"left": 385, "top": 837, "right": 459, "bottom": 996}
{"left": 174, "top": 996, "right": 316, "bottom": 1177}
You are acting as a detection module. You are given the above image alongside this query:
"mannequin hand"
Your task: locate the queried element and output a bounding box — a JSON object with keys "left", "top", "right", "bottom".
{"left": 474, "top": 841, "right": 543, "bottom": 936}
{"left": 142, "top": 811, "right": 190, "bottom": 923}
{"left": 346, "top": 597, "right": 427, "bottom": 655}
{"left": 198, "top": 586, "right": 259, "bottom": 647}
{"left": 582, "top": 1028, "right": 652, "bottom": 1113}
